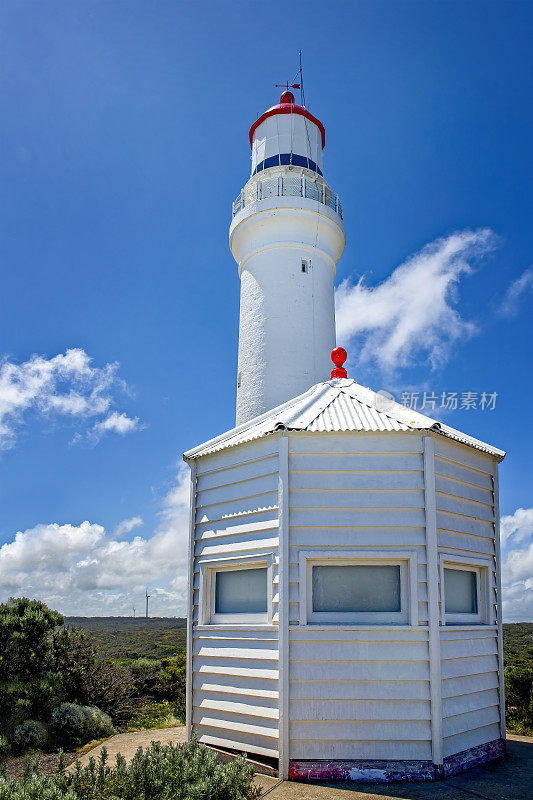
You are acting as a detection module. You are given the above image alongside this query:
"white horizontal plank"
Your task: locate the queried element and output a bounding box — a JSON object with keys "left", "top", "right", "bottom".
{"left": 433, "top": 438, "right": 493, "bottom": 474}
{"left": 290, "top": 739, "right": 432, "bottom": 761}
{"left": 435, "top": 474, "right": 493, "bottom": 505}
{"left": 437, "top": 530, "right": 494, "bottom": 555}
{"left": 290, "top": 718, "right": 431, "bottom": 740}
{"left": 437, "top": 511, "right": 494, "bottom": 537}
{"left": 436, "top": 493, "right": 494, "bottom": 522}
{"left": 196, "top": 514, "right": 278, "bottom": 539}
{"left": 194, "top": 629, "right": 278, "bottom": 641}
{"left": 193, "top": 645, "right": 278, "bottom": 660}
{"left": 197, "top": 441, "right": 278, "bottom": 476}
{"left": 289, "top": 489, "right": 425, "bottom": 510}
{"left": 195, "top": 697, "right": 279, "bottom": 720}
{"left": 442, "top": 672, "right": 499, "bottom": 699}
{"left": 290, "top": 470, "right": 425, "bottom": 492}
{"left": 441, "top": 636, "right": 498, "bottom": 660}
{"left": 442, "top": 689, "right": 500, "bottom": 718}
{"left": 434, "top": 457, "right": 493, "bottom": 490}
{"left": 290, "top": 640, "right": 429, "bottom": 662}
{"left": 442, "top": 723, "right": 501, "bottom": 758}
{"left": 197, "top": 456, "right": 278, "bottom": 491}
{"left": 289, "top": 679, "right": 430, "bottom": 701}
{"left": 196, "top": 730, "right": 278, "bottom": 758}
{"left": 196, "top": 504, "right": 278, "bottom": 529}
{"left": 440, "top": 628, "right": 497, "bottom": 641}
{"left": 291, "top": 508, "right": 427, "bottom": 527}
{"left": 442, "top": 705, "right": 500, "bottom": 738}
{"left": 193, "top": 711, "right": 279, "bottom": 738}
{"left": 288, "top": 432, "right": 423, "bottom": 454}
{"left": 196, "top": 473, "right": 279, "bottom": 507}
{"left": 289, "top": 628, "right": 429, "bottom": 643}
{"left": 195, "top": 534, "right": 279, "bottom": 558}
{"left": 194, "top": 661, "right": 278, "bottom": 680}
{"left": 289, "top": 529, "right": 427, "bottom": 548}
{"left": 196, "top": 493, "right": 278, "bottom": 523}
{"left": 290, "top": 660, "right": 429, "bottom": 681}
{"left": 440, "top": 654, "right": 499, "bottom": 680}
{"left": 289, "top": 699, "right": 431, "bottom": 721}
{"left": 193, "top": 674, "right": 279, "bottom": 698}
{"left": 289, "top": 453, "right": 424, "bottom": 472}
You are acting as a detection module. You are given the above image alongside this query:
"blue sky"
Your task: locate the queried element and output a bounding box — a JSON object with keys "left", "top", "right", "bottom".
{"left": 0, "top": 1, "right": 531, "bottom": 618}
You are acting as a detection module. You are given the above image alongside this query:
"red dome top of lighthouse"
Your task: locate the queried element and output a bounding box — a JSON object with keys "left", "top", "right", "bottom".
{"left": 249, "top": 91, "right": 326, "bottom": 149}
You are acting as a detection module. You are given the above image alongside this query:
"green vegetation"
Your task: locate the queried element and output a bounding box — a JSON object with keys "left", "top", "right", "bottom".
{"left": 0, "top": 739, "right": 260, "bottom": 800}
{"left": 0, "top": 599, "right": 187, "bottom": 759}
{"left": 503, "top": 623, "right": 533, "bottom": 735}
{"left": 64, "top": 617, "right": 186, "bottom": 662}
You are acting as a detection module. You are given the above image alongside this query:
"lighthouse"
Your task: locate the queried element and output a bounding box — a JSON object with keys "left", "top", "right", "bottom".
{"left": 230, "top": 90, "right": 345, "bottom": 425}
{"left": 184, "top": 88, "right": 506, "bottom": 782}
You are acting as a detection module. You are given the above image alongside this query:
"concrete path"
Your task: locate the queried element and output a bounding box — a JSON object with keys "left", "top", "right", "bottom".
{"left": 76, "top": 729, "right": 532, "bottom": 800}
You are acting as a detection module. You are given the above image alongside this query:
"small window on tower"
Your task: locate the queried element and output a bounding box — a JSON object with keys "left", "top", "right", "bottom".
{"left": 301, "top": 259, "right": 309, "bottom": 273}
{"left": 237, "top": 371, "right": 242, "bottom": 388}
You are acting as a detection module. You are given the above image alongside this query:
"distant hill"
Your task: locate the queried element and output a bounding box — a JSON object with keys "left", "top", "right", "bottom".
{"left": 64, "top": 616, "right": 187, "bottom": 662}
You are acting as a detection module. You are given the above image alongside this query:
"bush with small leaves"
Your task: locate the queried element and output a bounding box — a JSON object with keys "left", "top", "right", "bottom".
{"left": 0, "top": 737, "right": 260, "bottom": 799}
{"left": 13, "top": 720, "right": 49, "bottom": 752}
{"left": 0, "top": 735, "right": 10, "bottom": 761}
{"left": 51, "top": 703, "right": 114, "bottom": 747}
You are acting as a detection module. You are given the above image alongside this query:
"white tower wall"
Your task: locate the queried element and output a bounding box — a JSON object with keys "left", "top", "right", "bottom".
{"left": 230, "top": 194, "right": 344, "bottom": 425}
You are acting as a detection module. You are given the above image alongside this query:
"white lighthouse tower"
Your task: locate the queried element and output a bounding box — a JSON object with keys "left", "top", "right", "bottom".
{"left": 230, "top": 89, "right": 345, "bottom": 424}
{"left": 184, "top": 87, "right": 506, "bottom": 783}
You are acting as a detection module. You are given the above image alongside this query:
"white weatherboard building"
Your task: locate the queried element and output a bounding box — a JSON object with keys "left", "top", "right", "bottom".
{"left": 184, "top": 90, "right": 506, "bottom": 781}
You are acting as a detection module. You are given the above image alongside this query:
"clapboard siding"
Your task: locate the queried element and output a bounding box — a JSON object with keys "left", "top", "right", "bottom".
{"left": 285, "top": 432, "right": 432, "bottom": 760}
{"left": 290, "top": 739, "right": 433, "bottom": 761}
{"left": 191, "top": 441, "right": 281, "bottom": 759}
{"left": 441, "top": 622, "right": 500, "bottom": 754}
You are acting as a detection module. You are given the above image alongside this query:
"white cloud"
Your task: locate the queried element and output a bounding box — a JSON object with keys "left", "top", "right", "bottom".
{"left": 501, "top": 507, "right": 533, "bottom": 622}
{"left": 499, "top": 267, "right": 533, "bottom": 318}
{"left": 0, "top": 348, "right": 140, "bottom": 449}
{"left": 335, "top": 229, "right": 495, "bottom": 373}
{"left": 500, "top": 507, "right": 533, "bottom": 547}
{"left": 93, "top": 412, "right": 140, "bottom": 438}
{"left": 0, "top": 465, "right": 191, "bottom": 616}
{"left": 114, "top": 516, "right": 143, "bottom": 537}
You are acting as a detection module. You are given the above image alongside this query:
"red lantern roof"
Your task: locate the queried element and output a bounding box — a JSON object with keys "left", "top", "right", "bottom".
{"left": 249, "top": 92, "right": 326, "bottom": 149}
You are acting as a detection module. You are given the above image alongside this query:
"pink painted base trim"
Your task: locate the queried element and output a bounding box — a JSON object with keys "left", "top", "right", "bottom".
{"left": 442, "top": 738, "right": 505, "bottom": 778}
{"left": 289, "top": 738, "right": 505, "bottom": 783}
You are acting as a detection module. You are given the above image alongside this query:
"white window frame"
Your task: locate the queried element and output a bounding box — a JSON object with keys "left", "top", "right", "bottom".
{"left": 298, "top": 550, "right": 418, "bottom": 626}
{"left": 439, "top": 553, "right": 491, "bottom": 625}
{"left": 199, "top": 553, "right": 274, "bottom": 625}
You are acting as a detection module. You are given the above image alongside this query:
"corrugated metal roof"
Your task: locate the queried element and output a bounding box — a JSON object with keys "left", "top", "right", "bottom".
{"left": 183, "top": 379, "right": 506, "bottom": 461}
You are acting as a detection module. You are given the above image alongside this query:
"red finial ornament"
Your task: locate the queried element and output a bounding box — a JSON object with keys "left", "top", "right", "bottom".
{"left": 331, "top": 347, "right": 348, "bottom": 379}
{"left": 279, "top": 90, "right": 295, "bottom": 104}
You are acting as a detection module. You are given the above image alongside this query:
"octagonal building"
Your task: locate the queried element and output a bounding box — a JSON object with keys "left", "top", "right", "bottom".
{"left": 183, "top": 89, "right": 506, "bottom": 782}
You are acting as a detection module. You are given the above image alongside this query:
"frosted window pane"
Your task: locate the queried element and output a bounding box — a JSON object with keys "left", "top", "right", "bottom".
{"left": 215, "top": 568, "right": 267, "bottom": 614}
{"left": 312, "top": 565, "right": 401, "bottom": 612}
{"left": 444, "top": 568, "right": 478, "bottom": 614}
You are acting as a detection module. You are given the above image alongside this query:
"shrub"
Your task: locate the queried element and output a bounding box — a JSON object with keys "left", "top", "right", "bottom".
{"left": 161, "top": 653, "right": 186, "bottom": 720}
{"left": 0, "top": 735, "right": 10, "bottom": 761}
{"left": 0, "top": 738, "right": 260, "bottom": 799}
{"left": 0, "top": 598, "right": 64, "bottom": 734}
{"left": 127, "top": 699, "right": 177, "bottom": 730}
{"left": 51, "top": 703, "right": 114, "bottom": 747}
{"left": 51, "top": 628, "right": 136, "bottom": 723}
{"left": 13, "top": 720, "right": 49, "bottom": 751}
